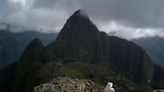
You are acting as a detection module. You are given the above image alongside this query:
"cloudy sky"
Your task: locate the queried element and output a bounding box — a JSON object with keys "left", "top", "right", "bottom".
{"left": 0, "top": 0, "right": 164, "bottom": 40}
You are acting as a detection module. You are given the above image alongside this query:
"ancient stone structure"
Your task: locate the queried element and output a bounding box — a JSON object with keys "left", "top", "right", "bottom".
{"left": 33, "top": 77, "right": 104, "bottom": 92}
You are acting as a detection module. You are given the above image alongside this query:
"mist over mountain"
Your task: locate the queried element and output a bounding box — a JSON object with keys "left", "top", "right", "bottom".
{"left": 2, "top": 0, "right": 164, "bottom": 40}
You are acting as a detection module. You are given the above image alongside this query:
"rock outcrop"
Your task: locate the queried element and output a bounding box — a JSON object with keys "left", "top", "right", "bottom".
{"left": 33, "top": 77, "right": 104, "bottom": 92}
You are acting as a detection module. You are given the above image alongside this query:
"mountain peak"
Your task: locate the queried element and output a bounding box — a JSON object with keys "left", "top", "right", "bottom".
{"left": 73, "top": 9, "right": 88, "bottom": 18}
{"left": 47, "top": 10, "right": 101, "bottom": 63}
{"left": 23, "top": 39, "right": 44, "bottom": 53}
{"left": 30, "top": 39, "right": 42, "bottom": 46}
{"left": 65, "top": 9, "right": 90, "bottom": 24}
{"left": 53, "top": 9, "right": 99, "bottom": 44}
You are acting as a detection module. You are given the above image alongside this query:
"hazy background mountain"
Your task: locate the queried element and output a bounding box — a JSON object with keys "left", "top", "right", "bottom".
{"left": 0, "top": 27, "right": 57, "bottom": 69}
{"left": 134, "top": 37, "right": 164, "bottom": 68}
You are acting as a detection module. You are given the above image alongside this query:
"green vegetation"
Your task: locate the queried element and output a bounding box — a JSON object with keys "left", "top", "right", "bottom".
{"left": 63, "top": 65, "right": 93, "bottom": 79}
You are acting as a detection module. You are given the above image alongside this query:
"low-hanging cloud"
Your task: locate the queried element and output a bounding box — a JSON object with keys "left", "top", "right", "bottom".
{"left": 0, "top": 0, "right": 164, "bottom": 39}
{"left": 98, "top": 20, "right": 164, "bottom": 40}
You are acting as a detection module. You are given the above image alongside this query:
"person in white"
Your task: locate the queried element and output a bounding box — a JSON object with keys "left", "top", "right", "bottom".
{"left": 104, "top": 82, "right": 115, "bottom": 92}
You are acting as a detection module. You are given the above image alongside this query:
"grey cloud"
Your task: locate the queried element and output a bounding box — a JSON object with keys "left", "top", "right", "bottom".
{"left": 79, "top": 0, "right": 164, "bottom": 28}
{"left": 33, "top": 0, "right": 80, "bottom": 14}
{"left": 98, "top": 21, "right": 164, "bottom": 40}
{"left": 31, "top": 0, "right": 164, "bottom": 39}
{"left": 32, "top": 0, "right": 164, "bottom": 28}
{"left": 1, "top": 0, "right": 164, "bottom": 39}
{"left": 0, "top": 0, "right": 70, "bottom": 32}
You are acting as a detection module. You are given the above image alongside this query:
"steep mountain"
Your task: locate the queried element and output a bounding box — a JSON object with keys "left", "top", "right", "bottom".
{"left": 100, "top": 33, "right": 153, "bottom": 85}
{"left": 9, "top": 39, "right": 63, "bottom": 92}
{"left": 134, "top": 37, "right": 164, "bottom": 68}
{"left": 2, "top": 10, "right": 159, "bottom": 92}
{"left": 48, "top": 10, "right": 102, "bottom": 64}
{"left": 0, "top": 29, "right": 57, "bottom": 69}
{"left": 48, "top": 10, "right": 154, "bottom": 85}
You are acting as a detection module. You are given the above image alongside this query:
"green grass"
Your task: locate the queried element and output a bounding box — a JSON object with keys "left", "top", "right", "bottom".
{"left": 63, "top": 66, "right": 93, "bottom": 79}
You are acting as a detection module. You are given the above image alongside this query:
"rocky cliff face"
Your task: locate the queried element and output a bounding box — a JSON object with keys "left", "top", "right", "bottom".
{"left": 100, "top": 34, "right": 153, "bottom": 84}
{"left": 48, "top": 10, "right": 103, "bottom": 64}
{"left": 48, "top": 10, "right": 154, "bottom": 85}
